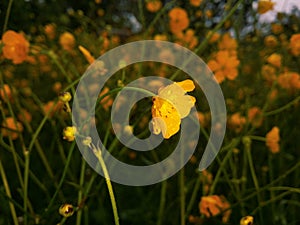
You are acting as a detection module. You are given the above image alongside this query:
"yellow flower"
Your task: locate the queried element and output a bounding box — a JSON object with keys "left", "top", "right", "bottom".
{"left": 240, "top": 216, "right": 254, "bottom": 225}
{"left": 2, "top": 30, "right": 29, "bottom": 64}
{"left": 151, "top": 80, "right": 196, "bottom": 139}
{"left": 289, "top": 34, "right": 300, "bottom": 56}
{"left": 59, "top": 204, "right": 74, "bottom": 217}
{"left": 59, "top": 92, "right": 72, "bottom": 103}
{"left": 199, "top": 195, "right": 231, "bottom": 223}
{"left": 277, "top": 71, "right": 300, "bottom": 91}
{"left": 257, "top": 0, "right": 275, "bottom": 14}
{"left": 266, "top": 53, "right": 281, "bottom": 68}
{"left": 44, "top": 23, "right": 56, "bottom": 40}
{"left": 59, "top": 32, "right": 75, "bottom": 52}
{"left": 266, "top": 126, "right": 280, "bottom": 154}
{"left": 247, "top": 107, "right": 263, "bottom": 128}
{"left": 63, "top": 126, "right": 77, "bottom": 142}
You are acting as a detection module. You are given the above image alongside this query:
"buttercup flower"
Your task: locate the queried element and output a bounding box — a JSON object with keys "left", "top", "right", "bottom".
{"left": 174, "top": 29, "right": 198, "bottom": 49}
{"left": 289, "top": 34, "right": 300, "bottom": 56}
{"left": 207, "top": 50, "right": 240, "bottom": 83}
{"left": 151, "top": 79, "right": 195, "bottom": 139}
{"left": 2, "top": 30, "right": 29, "bottom": 64}
{"left": 1, "top": 117, "right": 24, "bottom": 140}
{"left": 59, "top": 204, "right": 74, "bottom": 217}
{"left": 168, "top": 7, "right": 189, "bottom": 34}
{"left": 266, "top": 126, "right": 280, "bottom": 153}
{"left": 59, "top": 32, "right": 75, "bottom": 52}
{"left": 63, "top": 126, "right": 77, "bottom": 142}
{"left": 146, "top": 0, "right": 162, "bottom": 13}
{"left": 257, "top": 0, "right": 275, "bottom": 14}
{"left": 199, "top": 195, "right": 231, "bottom": 223}
{"left": 240, "top": 216, "right": 254, "bottom": 225}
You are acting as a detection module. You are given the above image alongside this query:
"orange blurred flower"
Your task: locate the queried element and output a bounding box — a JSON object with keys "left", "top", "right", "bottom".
{"left": 248, "top": 107, "right": 263, "bottom": 128}
{"left": 190, "top": 0, "right": 202, "bottom": 7}
{"left": 277, "top": 71, "right": 300, "bottom": 91}
{"left": 18, "top": 109, "right": 32, "bottom": 124}
{"left": 261, "top": 64, "right": 277, "bottom": 84}
{"left": 207, "top": 50, "right": 240, "bottom": 83}
{"left": 99, "top": 87, "right": 113, "bottom": 111}
{"left": 43, "top": 101, "right": 64, "bottom": 117}
{"left": 78, "top": 45, "right": 95, "bottom": 64}
{"left": 0, "top": 84, "right": 13, "bottom": 102}
{"left": 146, "top": 0, "right": 162, "bottom": 13}
{"left": 2, "top": 30, "right": 29, "bottom": 64}
{"left": 264, "top": 35, "right": 278, "bottom": 48}
{"left": 168, "top": 7, "right": 189, "bottom": 34}
{"left": 59, "top": 32, "right": 75, "bottom": 52}
{"left": 271, "top": 23, "right": 283, "bottom": 34}
{"left": 289, "top": 34, "right": 300, "bottom": 56}
{"left": 218, "top": 33, "right": 237, "bottom": 52}
{"left": 267, "top": 53, "right": 281, "bottom": 68}
{"left": 207, "top": 31, "right": 220, "bottom": 43}
{"left": 257, "top": 0, "right": 275, "bottom": 14}
{"left": 152, "top": 80, "right": 195, "bottom": 139}
{"left": 228, "top": 112, "right": 246, "bottom": 133}
{"left": 266, "top": 126, "right": 280, "bottom": 153}
{"left": 44, "top": 23, "right": 56, "bottom": 40}
{"left": 175, "top": 29, "right": 198, "bottom": 49}
{"left": 199, "top": 195, "right": 231, "bottom": 223}
{"left": 1, "top": 117, "right": 24, "bottom": 140}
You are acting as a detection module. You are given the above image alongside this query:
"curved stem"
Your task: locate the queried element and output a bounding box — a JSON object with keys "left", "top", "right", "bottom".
{"left": 92, "top": 145, "right": 120, "bottom": 225}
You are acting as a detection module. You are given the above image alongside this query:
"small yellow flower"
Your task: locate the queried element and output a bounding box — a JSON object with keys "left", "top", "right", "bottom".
{"left": 63, "top": 126, "right": 77, "bottom": 142}
{"left": 59, "top": 92, "right": 72, "bottom": 103}
{"left": 59, "top": 204, "right": 74, "bottom": 217}
{"left": 240, "top": 216, "right": 254, "bottom": 225}
{"left": 82, "top": 136, "right": 92, "bottom": 146}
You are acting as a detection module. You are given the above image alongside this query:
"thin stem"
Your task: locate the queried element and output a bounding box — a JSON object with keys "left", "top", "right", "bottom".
{"left": 76, "top": 159, "right": 86, "bottom": 225}
{"left": 92, "top": 146, "right": 120, "bottom": 225}
{"left": 157, "top": 180, "right": 167, "bottom": 225}
{"left": 45, "top": 142, "right": 76, "bottom": 215}
{"left": 2, "top": 0, "right": 13, "bottom": 33}
{"left": 23, "top": 150, "right": 30, "bottom": 225}
{"left": 264, "top": 96, "right": 300, "bottom": 116}
{"left": 244, "top": 137, "right": 263, "bottom": 223}
{"left": 0, "top": 159, "right": 19, "bottom": 225}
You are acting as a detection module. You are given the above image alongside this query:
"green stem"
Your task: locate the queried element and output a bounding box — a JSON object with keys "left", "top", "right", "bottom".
{"left": 0, "top": 159, "right": 19, "bottom": 225}
{"left": 45, "top": 142, "right": 76, "bottom": 215}
{"left": 264, "top": 96, "right": 300, "bottom": 116}
{"left": 23, "top": 150, "right": 30, "bottom": 225}
{"left": 76, "top": 159, "right": 86, "bottom": 225}
{"left": 157, "top": 180, "right": 167, "bottom": 225}
{"left": 2, "top": 0, "right": 13, "bottom": 33}
{"left": 243, "top": 137, "right": 263, "bottom": 223}
{"left": 185, "top": 174, "right": 201, "bottom": 219}
{"left": 93, "top": 147, "right": 120, "bottom": 225}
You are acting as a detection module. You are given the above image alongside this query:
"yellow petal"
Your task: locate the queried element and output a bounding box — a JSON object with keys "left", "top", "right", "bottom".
{"left": 175, "top": 79, "right": 195, "bottom": 92}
